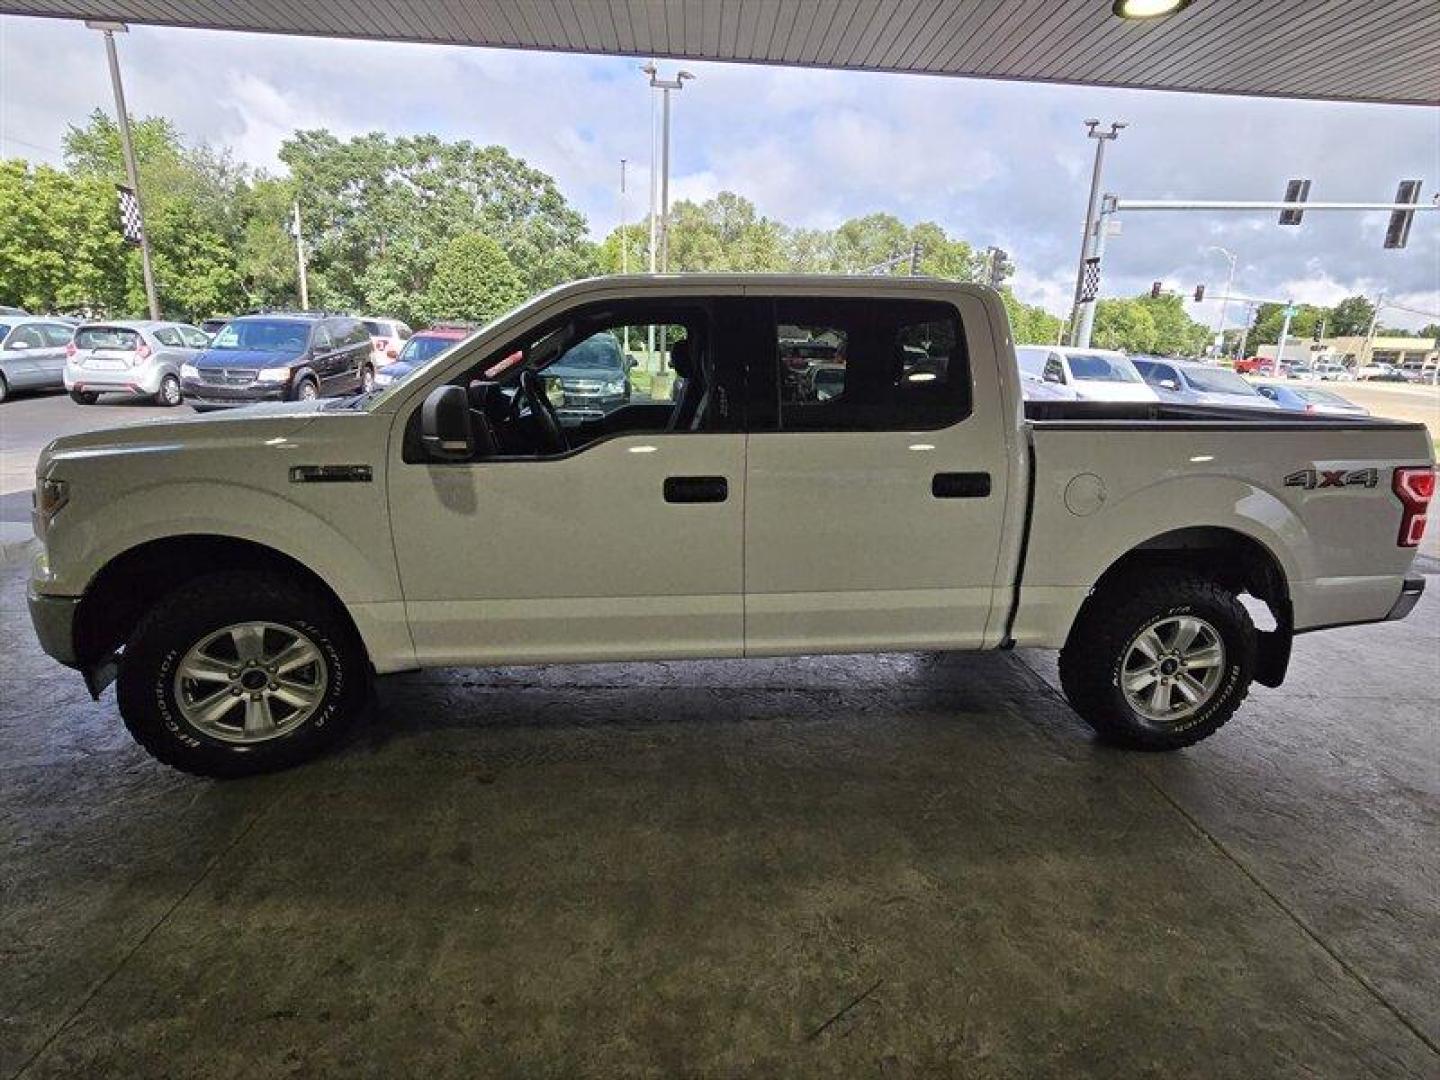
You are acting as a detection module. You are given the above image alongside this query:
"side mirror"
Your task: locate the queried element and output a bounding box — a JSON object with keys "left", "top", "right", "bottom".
{"left": 1160, "top": 378, "right": 1180, "bottom": 391}
{"left": 1043, "top": 369, "right": 1062, "bottom": 384}
{"left": 421, "top": 385, "right": 474, "bottom": 461}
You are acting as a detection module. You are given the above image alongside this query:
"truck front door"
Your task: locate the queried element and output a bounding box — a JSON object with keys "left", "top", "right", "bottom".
{"left": 387, "top": 292, "right": 748, "bottom": 665}
{"left": 742, "top": 290, "right": 1013, "bottom": 655}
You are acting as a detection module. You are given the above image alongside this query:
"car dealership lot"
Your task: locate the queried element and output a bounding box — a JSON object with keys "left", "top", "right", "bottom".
{"left": 1, "top": 390, "right": 1437, "bottom": 1076}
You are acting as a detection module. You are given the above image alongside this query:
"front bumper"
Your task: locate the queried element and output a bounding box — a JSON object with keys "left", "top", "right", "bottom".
{"left": 181, "top": 378, "right": 288, "bottom": 408}
{"left": 1385, "top": 576, "right": 1425, "bottom": 622}
{"left": 27, "top": 584, "right": 79, "bottom": 667}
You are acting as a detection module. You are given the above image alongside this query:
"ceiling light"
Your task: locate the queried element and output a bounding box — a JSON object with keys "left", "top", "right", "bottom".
{"left": 1112, "top": 0, "right": 1192, "bottom": 19}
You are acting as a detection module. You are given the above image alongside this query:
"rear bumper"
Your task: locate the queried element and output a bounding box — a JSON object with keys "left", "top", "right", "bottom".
{"left": 1385, "top": 576, "right": 1425, "bottom": 622}
{"left": 27, "top": 584, "right": 79, "bottom": 667}
{"left": 67, "top": 362, "right": 166, "bottom": 394}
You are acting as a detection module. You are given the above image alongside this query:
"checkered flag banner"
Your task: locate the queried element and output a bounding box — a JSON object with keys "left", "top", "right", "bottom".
{"left": 116, "top": 184, "right": 144, "bottom": 246}
{"left": 1079, "top": 257, "right": 1102, "bottom": 303}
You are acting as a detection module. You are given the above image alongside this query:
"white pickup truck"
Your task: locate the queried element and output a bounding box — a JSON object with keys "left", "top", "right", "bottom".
{"left": 27, "top": 277, "right": 1434, "bottom": 777}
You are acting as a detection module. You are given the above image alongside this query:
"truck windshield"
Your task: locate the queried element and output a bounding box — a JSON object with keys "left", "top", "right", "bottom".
{"left": 1068, "top": 354, "right": 1140, "bottom": 382}
{"left": 550, "top": 333, "right": 623, "bottom": 371}
{"left": 1184, "top": 368, "right": 1255, "bottom": 395}
{"left": 210, "top": 319, "right": 310, "bottom": 352}
{"left": 397, "top": 335, "right": 461, "bottom": 367}
{"left": 1015, "top": 347, "right": 1047, "bottom": 378}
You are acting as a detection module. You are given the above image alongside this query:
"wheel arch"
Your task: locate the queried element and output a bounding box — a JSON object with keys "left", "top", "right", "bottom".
{"left": 73, "top": 534, "right": 370, "bottom": 674}
{"left": 1078, "top": 524, "right": 1293, "bottom": 688}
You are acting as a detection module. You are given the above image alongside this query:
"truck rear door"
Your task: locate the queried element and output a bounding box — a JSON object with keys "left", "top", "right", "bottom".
{"left": 741, "top": 288, "right": 1015, "bottom": 655}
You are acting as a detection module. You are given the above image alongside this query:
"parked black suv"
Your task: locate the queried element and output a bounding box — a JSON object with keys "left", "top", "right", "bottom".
{"left": 182, "top": 313, "right": 376, "bottom": 410}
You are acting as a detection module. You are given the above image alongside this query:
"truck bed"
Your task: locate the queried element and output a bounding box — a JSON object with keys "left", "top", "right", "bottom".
{"left": 1008, "top": 405, "right": 1431, "bottom": 649}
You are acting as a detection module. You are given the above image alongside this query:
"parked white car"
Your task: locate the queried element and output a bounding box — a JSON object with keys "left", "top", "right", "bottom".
{"left": 361, "top": 318, "right": 412, "bottom": 368}
{"left": 26, "top": 276, "right": 1433, "bottom": 777}
{"left": 1015, "top": 345, "right": 1078, "bottom": 400}
{"left": 1016, "top": 344, "right": 1158, "bottom": 403}
{"left": 65, "top": 320, "right": 211, "bottom": 407}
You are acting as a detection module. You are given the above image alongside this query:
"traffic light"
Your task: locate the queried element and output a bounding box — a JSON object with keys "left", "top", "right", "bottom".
{"left": 1385, "top": 180, "right": 1421, "bottom": 249}
{"left": 986, "top": 247, "right": 1013, "bottom": 289}
{"left": 1279, "top": 178, "right": 1311, "bottom": 225}
{"left": 1150, "top": 281, "right": 1163, "bottom": 299}
{"left": 910, "top": 242, "right": 923, "bottom": 275}
{"left": 1193, "top": 284, "right": 1206, "bottom": 302}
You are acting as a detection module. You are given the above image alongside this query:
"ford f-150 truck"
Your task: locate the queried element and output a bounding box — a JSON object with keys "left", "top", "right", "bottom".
{"left": 26, "top": 277, "right": 1433, "bottom": 777}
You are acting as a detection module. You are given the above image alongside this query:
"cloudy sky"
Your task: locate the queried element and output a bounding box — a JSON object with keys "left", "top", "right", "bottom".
{"left": 1, "top": 13, "right": 1437, "bottom": 330}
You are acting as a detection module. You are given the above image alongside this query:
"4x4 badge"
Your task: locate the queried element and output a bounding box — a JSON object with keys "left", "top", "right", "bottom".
{"left": 1284, "top": 467, "right": 1379, "bottom": 490}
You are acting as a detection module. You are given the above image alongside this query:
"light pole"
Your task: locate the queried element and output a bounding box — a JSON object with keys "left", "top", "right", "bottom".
{"left": 89, "top": 20, "right": 159, "bottom": 319}
{"left": 642, "top": 63, "right": 694, "bottom": 273}
{"left": 1207, "top": 245, "right": 1237, "bottom": 356}
{"left": 1069, "top": 119, "right": 1126, "bottom": 346}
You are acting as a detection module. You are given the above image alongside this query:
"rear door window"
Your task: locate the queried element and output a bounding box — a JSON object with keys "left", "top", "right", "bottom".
{"left": 41, "top": 323, "right": 74, "bottom": 347}
{"left": 178, "top": 326, "right": 210, "bottom": 348}
{"left": 7, "top": 325, "right": 47, "bottom": 349}
{"left": 769, "top": 298, "right": 969, "bottom": 431}
{"left": 153, "top": 327, "right": 184, "bottom": 347}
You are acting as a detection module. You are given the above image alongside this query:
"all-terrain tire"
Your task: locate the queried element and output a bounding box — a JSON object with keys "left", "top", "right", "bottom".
{"left": 116, "top": 571, "right": 368, "bottom": 777}
{"left": 1058, "top": 572, "right": 1256, "bottom": 751}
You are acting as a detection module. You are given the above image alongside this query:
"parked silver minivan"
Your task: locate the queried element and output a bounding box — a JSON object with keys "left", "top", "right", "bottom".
{"left": 65, "top": 320, "right": 211, "bottom": 406}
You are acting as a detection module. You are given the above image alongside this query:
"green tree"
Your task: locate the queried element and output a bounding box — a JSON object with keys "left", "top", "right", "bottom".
{"left": 0, "top": 160, "right": 129, "bottom": 313}
{"left": 421, "top": 233, "right": 524, "bottom": 325}
{"left": 1134, "top": 292, "right": 1209, "bottom": 355}
{"left": 1248, "top": 303, "right": 1323, "bottom": 349}
{"left": 280, "top": 131, "right": 593, "bottom": 313}
{"left": 1326, "top": 295, "right": 1376, "bottom": 337}
{"left": 662, "top": 192, "right": 788, "bottom": 272}
{"left": 1001, "top": 290, "right": 1064, "bottom": 345}
{"left": 1092, "top": 298, "right": 1158, "bottom": 353}
{"left": 596, "top": 223, "right": 650, "bottom": 275}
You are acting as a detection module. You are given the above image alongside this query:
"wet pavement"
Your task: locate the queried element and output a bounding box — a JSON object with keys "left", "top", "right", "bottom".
{"left": 1, "top": 550, "right": 1436, "bottom": 1078}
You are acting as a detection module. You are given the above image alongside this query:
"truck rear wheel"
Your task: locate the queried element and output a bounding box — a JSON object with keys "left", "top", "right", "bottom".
{"left": 116, "top": 571, "right": 368, "bottom": 777}
{"left": 1058, "top": 572, "right": 1256, "bottom": 750}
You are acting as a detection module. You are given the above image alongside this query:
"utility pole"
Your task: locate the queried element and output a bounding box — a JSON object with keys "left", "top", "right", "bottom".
{"left": 1075, "top": 199, "right": 1117, "bottom": 348}
{"left": 291, "top": 200, "right": 309, "bottom": 309}
{"left": 1273, "top": 303, "right": 1295, "bottom": 376}
{"left": 1069, "top": 119, "right": 1126, "bottom": 346}
{"left": 1361, "top": 291, "right": 1385, "bottom": 372}
{"left": 91, "top": 21, "right": 159, "bottom": 319}
{"left": 618, "top": 159, "right": 629, "bottom": 274}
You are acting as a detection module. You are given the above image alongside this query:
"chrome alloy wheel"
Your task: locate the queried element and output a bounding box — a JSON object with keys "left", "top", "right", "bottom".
{"left": 1120, "top": 615, "right": 1226, "bottom": 727}
{"left": 174, "top": 622, "right": 328, "bottom": 743}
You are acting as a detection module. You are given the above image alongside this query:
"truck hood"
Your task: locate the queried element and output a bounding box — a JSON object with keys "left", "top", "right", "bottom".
{"left": 1072, "top": 382, "right": 1158, "bottom": 403}
{"left": 38, "top": 400, "right": 329, "bottom": 476}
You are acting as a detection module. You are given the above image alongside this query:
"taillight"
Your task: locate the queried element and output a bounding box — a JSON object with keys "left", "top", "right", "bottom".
{"left": 65, "top": 342, "right": 76, "bottom": 358}
{"left": 136, "top": 342, "right": 151, "bottom": 359}
{"left": 1393, "top": 467, "right": 1435, "bottom": 547}
{"left": 374, "top": 337, "right": 388, "bottom": 351}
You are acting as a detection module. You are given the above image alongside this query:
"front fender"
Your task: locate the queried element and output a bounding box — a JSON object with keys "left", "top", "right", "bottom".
{"left": 42, "top": 478, "right": 399, "bottom": 607}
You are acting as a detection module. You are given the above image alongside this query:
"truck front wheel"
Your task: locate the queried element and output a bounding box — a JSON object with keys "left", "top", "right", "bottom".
{"left": 1058, "top": 573, "right": 1256, "bottom": 750}
{"left": 116, "top": 571, "right": 368, "bottom": 777}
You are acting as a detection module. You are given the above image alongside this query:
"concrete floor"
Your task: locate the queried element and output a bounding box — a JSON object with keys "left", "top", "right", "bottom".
{"left": 2, "top": 552, "right": 1436, "bottom": 1078}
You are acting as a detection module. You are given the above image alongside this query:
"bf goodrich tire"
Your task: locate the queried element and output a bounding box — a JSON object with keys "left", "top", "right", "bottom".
{"left": 1058, "top": 572, "right": 1256, "bottom": 751}
{"left": 117, "top": 571, "right": 368, "bottom": 777}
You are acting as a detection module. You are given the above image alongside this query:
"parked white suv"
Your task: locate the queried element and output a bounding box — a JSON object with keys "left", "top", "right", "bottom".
{"left": 26, "top": 276, "right": 1433, "bottom": 777}
{"left": 361, "top": 318, "right": 412, "bottom": 368}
